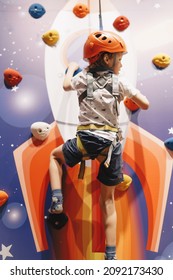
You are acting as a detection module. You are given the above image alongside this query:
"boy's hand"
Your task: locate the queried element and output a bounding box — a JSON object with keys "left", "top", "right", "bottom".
{"left": 68, "top": 62, "right": 79, "bottom": 72}
{"left": 63, "top": 62, "right": 80, "bottom": 91}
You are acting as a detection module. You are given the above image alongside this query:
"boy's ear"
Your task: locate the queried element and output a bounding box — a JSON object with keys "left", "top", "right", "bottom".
{"left": 103, "top": 53, "right": 109, "bottom": 64}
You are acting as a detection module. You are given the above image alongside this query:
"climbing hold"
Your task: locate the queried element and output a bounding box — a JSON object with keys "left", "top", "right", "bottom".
{"left": 47, "top": 212, "right": 68, "bottom": 230}
{"left": 0, "top": 190, "right": 8, "bottom": 207}
{"left": 28, "top": 3, "right": 46, "bottom": 19}
{"left": 65, "top": 67, "right": 82, "bottom": 76}
{"left": 115, "top": 174, "right": 132, "bottom": 191}
{"left": 152, "top": 53, "right": 171, "bottom": 69}
{"left": 164, "top": 137, "right": 173, "bottom": 151}
{"left": 3, "top": 68, "right": 22, "bottom": 88}
{"left": 42, "top": 29, "right": 59, "bottom": 46}
{"left": 73, "top": 3, "right": 90, "bottom": 18}
{"left": 31, "top": 122, "right": 51, "bottom": 141}
{"left": 124, "top": 97, "right": 140, "bottom": 112}
{"left": 113, "top": 15, "right": 130, "bottom": 31}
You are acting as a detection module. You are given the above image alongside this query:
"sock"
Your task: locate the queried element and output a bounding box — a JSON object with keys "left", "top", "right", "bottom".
{"left": 105, "top": 245, "right": 116, "bottom": 260}
{"left": 52, "top": 189, "right": 63, "bottom": 203}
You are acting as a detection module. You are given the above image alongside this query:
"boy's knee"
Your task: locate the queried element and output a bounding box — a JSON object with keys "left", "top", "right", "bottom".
{"left": 49, "top": 146, "right": 65, "bottom": 165}
{"left": 49, "top": 150, "right": 56, "bottom": 163}
{"left": 50, "top": 148, "right": 56, "bottom": 158}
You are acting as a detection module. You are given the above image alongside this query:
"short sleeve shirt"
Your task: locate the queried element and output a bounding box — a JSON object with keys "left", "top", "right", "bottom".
{"left": 71, "top": 69, "right": 139, "bottom": 129}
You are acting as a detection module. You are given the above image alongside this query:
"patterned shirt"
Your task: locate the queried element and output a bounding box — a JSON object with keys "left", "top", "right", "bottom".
{"left": 71, "top": 69, "right": 139, "bottom": 129}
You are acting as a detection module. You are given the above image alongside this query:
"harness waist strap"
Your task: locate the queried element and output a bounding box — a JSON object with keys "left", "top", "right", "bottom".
{"left": 77, "top": 124, "right": 118, "bottom": 132}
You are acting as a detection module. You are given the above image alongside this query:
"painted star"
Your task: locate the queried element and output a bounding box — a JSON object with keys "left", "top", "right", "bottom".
{"left": 0, "top": 244, "right": 13, "bottom": 260}
{"left": 11, "top": 85, "right": 19, "bottom": 92}
{"left": 168, "top": 127, "right": 173, "bottom": 134}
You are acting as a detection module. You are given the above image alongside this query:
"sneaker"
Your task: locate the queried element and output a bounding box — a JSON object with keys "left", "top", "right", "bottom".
{"left": 104, "top": 254, "right": 117, "bottom": 260}
{"left": 49, "top": 196, "right": 63, "bottom": 214}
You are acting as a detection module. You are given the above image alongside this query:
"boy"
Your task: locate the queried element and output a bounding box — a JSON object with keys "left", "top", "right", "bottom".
{"left": 49, "top": 31, "right": 149, "bottom": 260}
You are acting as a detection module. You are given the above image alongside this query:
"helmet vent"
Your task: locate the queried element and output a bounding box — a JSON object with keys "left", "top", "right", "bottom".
{"left": 95, "top": 33, "right": 102, "bottom": 38}
{"left": 102, "top": 36, "right": 107, "bottom": 40}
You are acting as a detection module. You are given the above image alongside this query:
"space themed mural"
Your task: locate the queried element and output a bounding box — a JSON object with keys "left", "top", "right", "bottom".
{"left": 0, "top": 0, "right": 173, "bottom": 261}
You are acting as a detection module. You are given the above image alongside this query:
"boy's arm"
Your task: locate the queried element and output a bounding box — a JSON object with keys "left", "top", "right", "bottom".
{"left": 63, "top": 62, "right": 79, "bottom": 91}
{"left": 131, "top": 92, "right": 149, "bottom": 110}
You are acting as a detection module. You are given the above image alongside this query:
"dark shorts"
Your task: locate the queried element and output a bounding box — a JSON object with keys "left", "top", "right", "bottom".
{"left": 62, "top": 131, "right": 123, "bottom": 186}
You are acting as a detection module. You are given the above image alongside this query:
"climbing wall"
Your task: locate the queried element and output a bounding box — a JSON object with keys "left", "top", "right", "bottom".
{"left": 0, "top": 0, "right": 173, "bottom": 260}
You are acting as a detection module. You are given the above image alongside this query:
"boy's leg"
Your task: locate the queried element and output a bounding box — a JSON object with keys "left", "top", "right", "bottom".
{"left": 99, "top": 183, "right": 117, "bottom": 260}
{"left": 49, "top": 144, "right": 65, "bottom": 214}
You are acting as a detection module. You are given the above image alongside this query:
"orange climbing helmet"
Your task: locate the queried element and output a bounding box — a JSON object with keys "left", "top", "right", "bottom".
{"left": 83, "top": 30, "right": 127, "bottom": 63}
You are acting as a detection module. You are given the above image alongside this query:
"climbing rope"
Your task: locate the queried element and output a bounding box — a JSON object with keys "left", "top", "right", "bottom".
{"left": 98, "top": 0, "right": 103, "bottom": 30}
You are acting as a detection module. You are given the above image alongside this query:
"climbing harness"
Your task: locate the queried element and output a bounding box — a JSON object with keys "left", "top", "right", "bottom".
{"left": 76, "top": 127, "right": 132, "bottom": 191}
{"left": 79, "top": 71, "right": 121, "bottom": 116}
{"left": 77, "top": 124, "right": 120, "bottom": 179}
